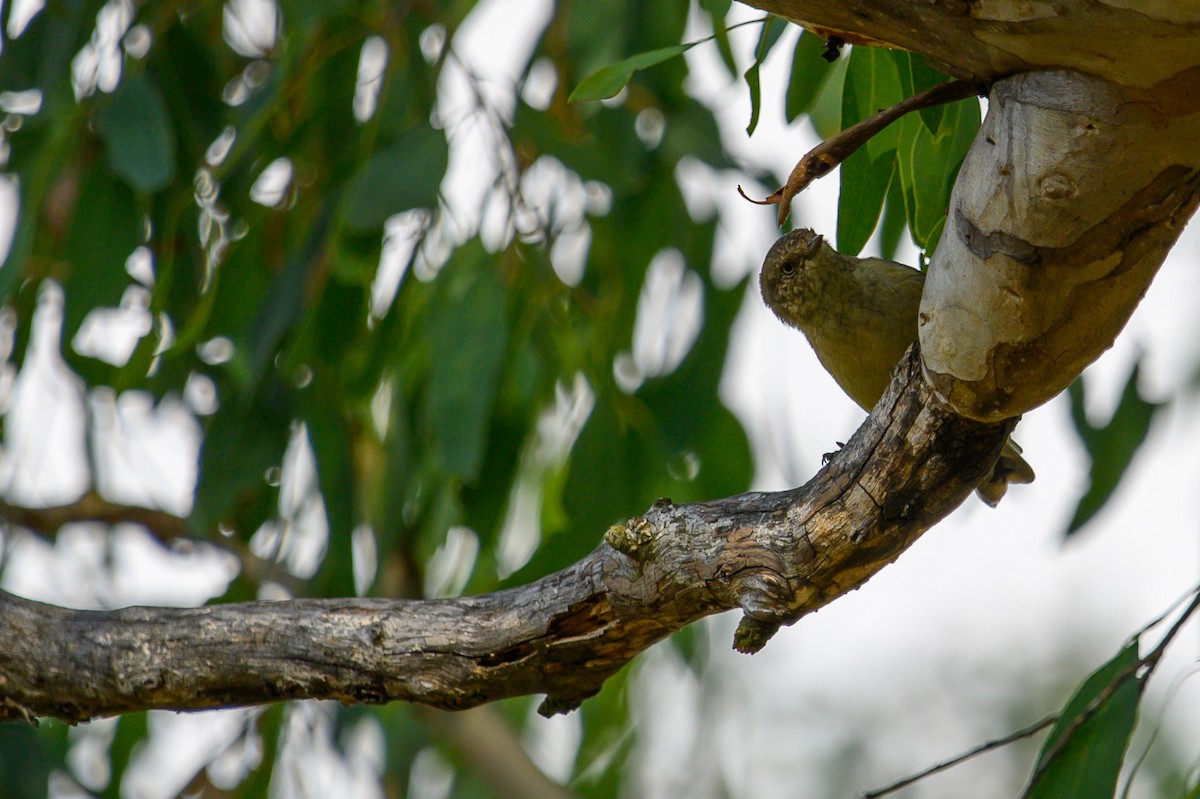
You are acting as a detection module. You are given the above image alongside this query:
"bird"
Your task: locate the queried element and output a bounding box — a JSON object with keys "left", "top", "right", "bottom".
{"left": 759, "top": 227, "right": 1034, "bottom": 505}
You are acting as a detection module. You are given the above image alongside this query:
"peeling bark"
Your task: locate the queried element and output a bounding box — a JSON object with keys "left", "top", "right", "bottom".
{"left": 0, "top": 350, "right": 1012, "bottom": 724}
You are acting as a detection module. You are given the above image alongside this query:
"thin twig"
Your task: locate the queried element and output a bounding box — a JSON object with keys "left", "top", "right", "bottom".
{"left": 1118, "top": 662, "right": 1200, "bottom": 799}
{"left": 1023, "top": 588, "right": 1200, "bottom": 795}
{"left": 865, "top": 584, "right": 1200, "bottom": 799}
{"left": 0, "top": 492, "right": 191, "bottom": 541}
{"left": 863, "top": 715, "right": 1057, "bottom": 799}
{"left": 740, "top": 79, "right": 987, "bottom": 226}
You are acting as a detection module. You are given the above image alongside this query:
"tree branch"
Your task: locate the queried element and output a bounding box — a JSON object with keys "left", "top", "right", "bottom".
{"left": 740, "top": 79, "right": 986, "bottom": 226}
{"left": 0, "top": 349, "right": 1014, "bottom": 724}
{"left": 0, "top": 493, "right": 191, "bottom": 542}
{"left": 0, "top": 492, "right": 307, "bottom": 596}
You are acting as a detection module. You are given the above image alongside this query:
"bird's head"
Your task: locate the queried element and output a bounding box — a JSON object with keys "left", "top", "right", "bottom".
{"left": 759, "top": 228, "right": 833, "bottom": 328}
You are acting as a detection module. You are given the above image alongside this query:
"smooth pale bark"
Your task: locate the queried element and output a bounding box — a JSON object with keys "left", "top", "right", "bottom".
{"left": 920, "top": 71, "right": 1200, "bottom": 420}
{"left": 744, "top": 0, "right": 1200, "bottom": 419}
{"left": 0, "top": 351, "right": 1012, "bottom": 724}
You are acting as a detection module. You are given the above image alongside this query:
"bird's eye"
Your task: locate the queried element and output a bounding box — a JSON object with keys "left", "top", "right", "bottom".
{"left": 780, "top": 261, "right": 796, "bottom": 275}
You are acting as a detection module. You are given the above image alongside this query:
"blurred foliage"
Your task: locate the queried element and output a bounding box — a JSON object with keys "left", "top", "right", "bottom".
{"left": 0, "top": 0, "right": 1178, "bottom": 797}
{"left": 1065, "top": 357, "right": 1165, "bottom": 535}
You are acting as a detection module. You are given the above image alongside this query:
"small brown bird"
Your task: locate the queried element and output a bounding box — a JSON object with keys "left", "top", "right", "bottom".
{"left": 759, "top": 228, "right": 1034, "bottom": 505}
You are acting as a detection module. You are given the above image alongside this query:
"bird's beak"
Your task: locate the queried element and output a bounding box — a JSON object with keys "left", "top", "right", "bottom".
{"left": 805, "top": 233, "right": 823, "bottom": 259}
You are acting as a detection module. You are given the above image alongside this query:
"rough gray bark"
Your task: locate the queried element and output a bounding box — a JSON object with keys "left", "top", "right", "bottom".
{"left": 0, "top": 350, "right": 1012, "bottom": 724}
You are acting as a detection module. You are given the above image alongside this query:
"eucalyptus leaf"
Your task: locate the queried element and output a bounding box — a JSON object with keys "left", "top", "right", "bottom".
{"left": 342, "top": 125, "right": 448, "bottom": 232}
{"left": 0, "top": 722, "right": 68, "bottom": 799}
{"left": 1025, "top": 643, "right": 1142, "bottom": 799}
{"left": 303, "top": 375, "right": 358, "bottom": 597}
{"left": 424, "top": 243, "right": 510, "bottom": 481}
{"left": 891, "top": 50, "right": 954, "bottom": 134}
{"left": 100, "top": 713, "right": 149, "bottom": 799}
{"left": 896, "top": 97, "right": 979, "bottom": 249}
{"left": 744, "top": 16, "right": 785, "bottom": 136}
{"left": 570, "top": 42, "right": 694, "bottom": 102}
{"left": 570, "top": 16, "right": 767, "bottom": 103}
{"left": 786, "top": 30, "right": 833, "bottom": 122}
{"left": 843, "top": 45, "right": 904, "bottom": 161}
{"left": 97, "top": 73, "right": 177, "bottom": 194}
{"left": 837, "top": 150, "right": 894, "bottom": 256}
{"left": 62, "top": 167, "right": 140, "bottom": 347}
{"left": 1065, "top": 359, "right": 1164, "bottom": 535}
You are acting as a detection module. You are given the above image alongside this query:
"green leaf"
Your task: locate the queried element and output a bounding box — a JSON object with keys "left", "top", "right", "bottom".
{"left": 1065, "top": 359, "right": 1164, "bottom": 535}
{"left": 878, "top": 173, "right": 909, "bottom": 260}
{"left": 571, "top": 666, "right": 633, "bottom": 799}
{"left": 0, "top": 721, "right": 68, "bottom": 799}
{"left": 805, "top": 54, "right": 847, "bottom": 139}
{"left": 303, "top": 376, "right": 358, "bottom": 597}
{"left": 842, "top": 45, "right": 904, "bottom": 161}
{"left": 683, "top": 4, "right": 736, "bottom": 80}
{"left": 0, "top": 0, "right": 106, "bottom": 111}
{"left": 193, "top": 376, "right": 292, "bottom": 537}
{"left": 891, "top": 51, "right": 954, "bottom": 134}
{"left": 235, "top": 705, "right": 284, "bottom": 797}
{"left": 460, "top": 410, "right": 531, "bottom": 564}
{"left": 1025, "top": 643, "right": 1141, "bottom": 799}
{"left": 743, "top": 16, "right": 785, "bottom": 136}
{"left": 62, "top": 167, "right": 141, "bottom": 346}
{"left": 369, "top": 379, "right": 415, "bottom": 563}
{"left": 638, "top": 262, "right": 753, "bottom": 503}
{"left": 341, "top": 125, "right": 448, "bottom": 232}
{"left": 505, "top": 400, "right": 634, "bottom": 586}
{"left": 100, "top": 712, "right": 149, "bottom": 799}
{"left": 709, "top": 14, "right": 739, "bottom": 78}
{"left": 785, "top": 30, "right": 833, "bottom": 123}
{"left": 276, "top": 0, "right": 355, "bottom": 36}
{"left": 836, "top": 48, "right": 905, "bottom": 255}
{"left": 423, "top": 242, "right": 510, "bottom": 481}
{"left": 240, "top": 205, "right": 335, "bottom": 388}
{"left": 837, "top": 150, "right": 895, "bottom": 256}
{"left": 149, "top": 21, "right": 227, "bottom": 163}
{"left": 97, "top": 73, "right": 177, "bottom": 194}
{"left": 744, "top": 61, "right": 763, "bottom": 137}
{"left": 896, "top": 97, "right": 979, "bottom": 250}
{"left": 570, "top": 42, "right": 694, "bottom": 102}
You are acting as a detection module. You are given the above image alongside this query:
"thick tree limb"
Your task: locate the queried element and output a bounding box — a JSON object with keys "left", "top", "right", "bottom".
{"left": 740, "top": 1, "right": 1200, "bottom": 88}
{"left": 0, "top": 349, "right": 1013, "bottom": 725}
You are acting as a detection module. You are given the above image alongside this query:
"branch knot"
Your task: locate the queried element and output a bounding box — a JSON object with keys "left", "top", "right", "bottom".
{"left": 730, "top": 568, "right": 797, "bottom": 654}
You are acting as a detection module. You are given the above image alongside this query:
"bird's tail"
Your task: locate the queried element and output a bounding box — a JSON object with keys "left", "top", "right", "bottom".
{"left": 975, "top": 438, "right": 1036, "bottom": 507}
